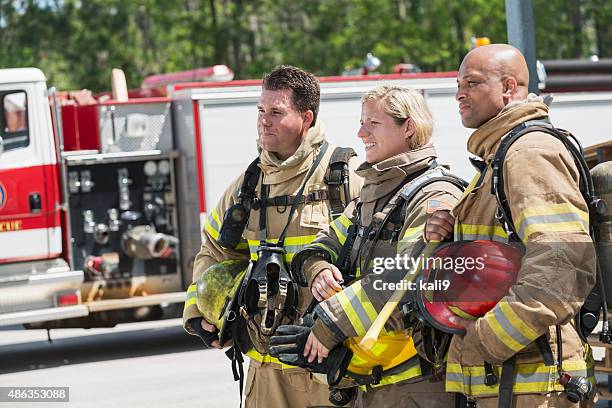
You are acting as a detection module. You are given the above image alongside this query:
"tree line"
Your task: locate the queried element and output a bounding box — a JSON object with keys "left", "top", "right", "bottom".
{"left": 1, "top": 0, "right": 610, "bottom": 91}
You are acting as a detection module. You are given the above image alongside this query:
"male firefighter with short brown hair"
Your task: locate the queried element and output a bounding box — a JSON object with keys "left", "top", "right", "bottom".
{"left": 182, "top": 65, "right": 362, "bottom": 407}
{"left": 426, "top": 44, "right": 597, "bottom": 407}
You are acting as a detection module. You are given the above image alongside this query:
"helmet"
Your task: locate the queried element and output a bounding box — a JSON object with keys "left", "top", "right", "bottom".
{"left": 415, "top": 240, "right": 524, "bottom": 335}
{"left": 195, "top": 260, "right": 249, "bottom": 329}
{"left": 345, "top": 331, "right": 418, "bottom": 377}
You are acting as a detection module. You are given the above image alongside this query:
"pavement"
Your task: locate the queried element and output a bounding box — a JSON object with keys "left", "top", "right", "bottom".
{"left": 0, "top": 319, "right": 241, "bottom": 407}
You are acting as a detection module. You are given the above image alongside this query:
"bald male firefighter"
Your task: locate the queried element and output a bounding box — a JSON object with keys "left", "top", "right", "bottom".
{"left": 426, "top": 44, "right": 597, "bottom": 408}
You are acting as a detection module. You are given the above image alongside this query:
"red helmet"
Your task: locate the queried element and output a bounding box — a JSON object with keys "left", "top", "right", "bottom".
{"left": 415, "top": 240, "right": 524, "bottom": 335}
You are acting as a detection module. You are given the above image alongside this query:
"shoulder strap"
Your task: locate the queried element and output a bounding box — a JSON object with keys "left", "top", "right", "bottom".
{"left": 491, "top": 119, "right": 595, "bottom": 242}
{"left": 398, "top": 166, "right": 468, "bottom": 207}
{"left": 358, "top": 164, "right": 467, "bottom": 273}
{"left": 325, "top": 147, "right": 357, "bottom": 219}
{"left": 217, "top": 157, "right": 261, "bottom": 249}
{"left": 239, "top": 157, "right": 262, "bottom": 205}
{"left": 491, "top": 119, "right": 609, "bottom": 343}
{"left": 366, "top": 165, "right": 466, "bottom": 243}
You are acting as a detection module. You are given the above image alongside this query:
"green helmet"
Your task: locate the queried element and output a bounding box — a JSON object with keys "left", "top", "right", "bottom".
{"left": 196, "top": 260, "right": 249, "bottom": 329}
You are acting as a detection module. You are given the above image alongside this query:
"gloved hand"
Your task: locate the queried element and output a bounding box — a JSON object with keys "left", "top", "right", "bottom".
{"left": 269, "top": 317, "right": 324, "bottom": 372}
{"left": 188, "top": 317, "right": 220, "bottom": 348}
{"left": 269, "top": 315, "right": 352, "bottom": 386}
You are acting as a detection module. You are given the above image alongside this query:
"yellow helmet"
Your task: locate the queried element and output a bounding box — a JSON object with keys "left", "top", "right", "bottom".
{"left": 195, "top": 260, "right": 248, "bottom": 329}
{"left": 345, "top": 330, "right": 417, "bottom": 376}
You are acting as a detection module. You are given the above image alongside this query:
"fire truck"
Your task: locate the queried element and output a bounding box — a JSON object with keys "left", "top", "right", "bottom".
{"left": 0, "top": 62, "right": 610, "bottom": 330}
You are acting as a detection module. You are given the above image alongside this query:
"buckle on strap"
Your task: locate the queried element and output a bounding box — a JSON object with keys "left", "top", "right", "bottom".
{"left": 371, "top": 365, "right": 383, "bottom": 385}
{"left": 357, "top": 225, "right": 375, "bottom": 239}
{"left": 484, "top": 361, "right": 498, "bottom": 386}
{"left": 257, "top": 281, "right": 267, "bottom": 308}
{"left": 330, "top": 210, "right": 344, "bottom": 219}
{"left": 277, "top": 277, "right": 288, "bottom": 309}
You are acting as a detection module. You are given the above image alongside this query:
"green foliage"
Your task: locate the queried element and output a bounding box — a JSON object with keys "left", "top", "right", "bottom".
{"left": 0, "top": 0, "right": 608, "bottom": 91}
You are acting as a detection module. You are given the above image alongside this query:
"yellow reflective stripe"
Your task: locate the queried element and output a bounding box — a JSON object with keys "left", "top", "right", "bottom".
{"left": 362, "top": 301, "right": 379, "bottom": 330}
{"left": 247, "top": 235, "right": 317, "bottom": 262}
{"left": 342, "top": 282, "right": 380, "bottom": 336}
{"left": 515, "top": 203, "right": 588, "bottom": 232}
{"left": 309, "top": 242, "right": 339, "bottom": 263}
{"left": 397, "top": 225, "right": 425, "bottom": 253}
{"left": 205, "top": 208, "right": 222, "bottom": 240}
{"left": 336, "top": 289, "right": 366, "bottom": 336}
{"left": 331, "top": 215, "right": 352, "bottom": 245}
{"left": 401, "top": 225, "right": 424, "bottom": 242}
{"left": 483, "top": 301, "right": 539, "bottom": 353}
{"left": 455, "top": 223, "right": 509, "bottom": 242}
{"left": 446, "top": 360, "right": 592, "bottom": 396}
{"left": 185, "top": 284, "right": 197, "bottom": 309}
{"left": 184, "top": 297, "right": 197, "bottom": 308}
{"left": 236, "top": 242, "right": 248, "bottom": 250}
{"left": 246, "top": 349, "right": 297, "bottom": 369}
{"left": 370, "top": 342, "right": 389, "bottom": 357}
{"left": 521, "top": 220, "right": 589, "bottom": 242}
{"left": 448, "top": 305, "right": 478, "bottom": 321}
{"left": 497, "top": 301, "right": 539, "bottom": 341}
{"left": 371, "top": 363, "right": 423, "bottom": 388}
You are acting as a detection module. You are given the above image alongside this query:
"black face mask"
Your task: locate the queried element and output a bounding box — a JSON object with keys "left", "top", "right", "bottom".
{"left": 241, "top": 243, "right": 299, "bottom": 354}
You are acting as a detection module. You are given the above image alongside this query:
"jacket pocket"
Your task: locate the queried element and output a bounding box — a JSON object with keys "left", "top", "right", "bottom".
{"left": 299, "top": 186, "right": 331, "bottom": 231}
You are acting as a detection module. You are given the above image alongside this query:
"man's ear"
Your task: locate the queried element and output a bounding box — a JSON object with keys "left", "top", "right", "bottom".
{"left": 503, "top": 76, "right": 518, "bottom": 98}
{"left": 303, "top": 110, "right": 314, "bottom": 129}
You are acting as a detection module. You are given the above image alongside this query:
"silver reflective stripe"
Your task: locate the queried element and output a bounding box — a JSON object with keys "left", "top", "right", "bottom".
{"left": 309, "top": 242, "right": 339, "bottom": 262}
{"left": 207, "top": 211, "right": 221, "bottom": 233}
{"left": 458, "top": 233, "right": 509, "bottom": 243}
{"left": 517, "top": 212, "right": 589, "bottom": 239}
{"left": 399, "top": 168, "right": 446, "bottom": 200}
{"left": 345, "top": 285, "right": 373, "bottom": 329}
{"left": 449, "top": 370, "right": 556, "bottom": 388}
{"left": 491, "top": 305, "right": 533, "bottom": 348}
{"left": 331, "top": 217, "right": 350, "bottom": 241}
{"left": 445, "top": 372, "right": 467, "bottom": 385}
{"left": 566, "top": 366, "right": 591, "bottom": 378}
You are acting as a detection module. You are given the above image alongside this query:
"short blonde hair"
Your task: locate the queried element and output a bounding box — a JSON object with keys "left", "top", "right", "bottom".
{"left": 361, "top": 85, "right": 433, "bottom": 149}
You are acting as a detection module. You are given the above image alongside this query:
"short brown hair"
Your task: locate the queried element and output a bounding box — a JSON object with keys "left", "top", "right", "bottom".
{"left": 262, "top": 65, "right": 320, "bottom": 127}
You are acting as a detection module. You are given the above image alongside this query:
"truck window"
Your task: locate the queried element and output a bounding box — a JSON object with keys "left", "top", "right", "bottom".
{"left": 1, "top": 91, "right": 29, "bottom": 151}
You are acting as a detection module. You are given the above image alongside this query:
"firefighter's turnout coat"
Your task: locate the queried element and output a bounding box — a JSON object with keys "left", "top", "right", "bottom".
{"left": 299, "top": 146, "right": 463, "bottom": 387}
{"left": 183, "top": 121, "right": 362, "bottom": 369}
{"left": 445, "top": 96, "right": 596, "bottom": 397}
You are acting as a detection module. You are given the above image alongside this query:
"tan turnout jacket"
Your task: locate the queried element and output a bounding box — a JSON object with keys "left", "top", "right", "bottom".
{"left": 296, "top": 146, "right": 463, "bottom": 387}
{"left": 183, "top": 121, "right": 363, "bottom": 369}
{"left": 445, "top": 96, "right": 597, "bottom": 397}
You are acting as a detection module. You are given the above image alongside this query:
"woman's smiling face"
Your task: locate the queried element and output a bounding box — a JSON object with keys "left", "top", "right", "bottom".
{"left": 358, "top": 99, "right": 413, "bottom": 164}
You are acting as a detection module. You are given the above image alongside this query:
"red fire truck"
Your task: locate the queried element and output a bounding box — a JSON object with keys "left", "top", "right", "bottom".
{"left": 0, "top": 62, "right": 610, "bottom": 329}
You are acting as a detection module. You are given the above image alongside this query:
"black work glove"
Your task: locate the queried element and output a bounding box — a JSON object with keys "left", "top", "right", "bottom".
{"left": 269, "top": 315, "right": 322, "bottom": 371}
{"left": 188, "top": 317, "right": 220, "bottom": 348}
{"left": 269, "top": 315, "right": 352, "bottom": 386}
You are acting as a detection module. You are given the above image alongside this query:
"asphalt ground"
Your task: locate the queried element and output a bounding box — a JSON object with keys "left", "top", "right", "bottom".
{"left": 0, "top": 319, "right": 240, "bottom": 408}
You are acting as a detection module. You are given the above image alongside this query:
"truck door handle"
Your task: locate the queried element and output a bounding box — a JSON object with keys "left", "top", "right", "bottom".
{"left": 29, "top": 192, "right": 42, "bottom": 213}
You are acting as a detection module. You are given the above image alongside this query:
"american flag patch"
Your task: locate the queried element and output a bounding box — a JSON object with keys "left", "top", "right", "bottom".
{"left": 426, "top": 199, "right": 453, "bottom": 214}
